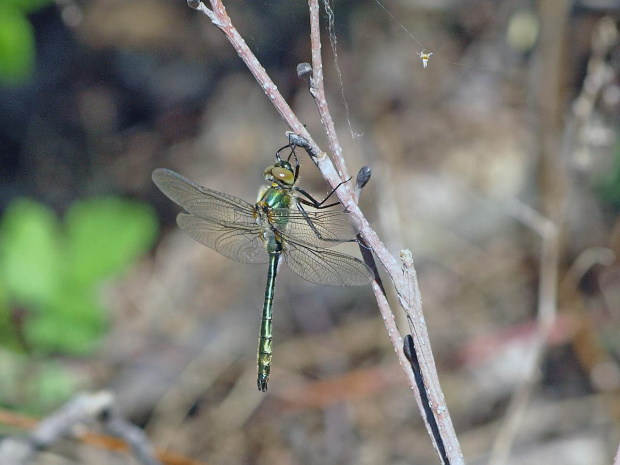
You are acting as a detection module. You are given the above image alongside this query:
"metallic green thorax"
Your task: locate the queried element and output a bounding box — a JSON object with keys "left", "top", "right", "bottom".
{"left": 255, "top": 184, "right": 292, "bottom": 391}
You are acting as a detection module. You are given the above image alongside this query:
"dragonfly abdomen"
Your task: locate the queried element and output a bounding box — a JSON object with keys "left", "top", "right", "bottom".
{"left": 257, "top": 250, "right": 281, "bottom": 391}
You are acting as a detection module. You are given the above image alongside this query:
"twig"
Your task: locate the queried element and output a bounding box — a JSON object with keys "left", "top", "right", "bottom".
{"left": 191, "top": 1, "right": 464, "bottom": 462}
{"left": 563, "top": 247, "right": 615, "bottom": 288}
{"left": 307, "top": 0, "right": 349, "bottom": 181}
{"left": 536, "top": 0, "right": 570, "bottom": 221}
{"left": 0, "top": 391, "right": 162, "bottom": 465}
{"left": 312, "top": 1, "right": 462, "bottom": 460}
{"left": 570, "top": 16, "right": 619, "bottom": 166}
{"left": 403, "top": 335, "right": 450, "bottom": 465}
{"left": 190, "top": 0, "right": 318, "bottom": 155}
{"left": 487, "top": 0, "right": 571, "bottom": 460}
{"left": 488, "top": 200, "right": 560, "bottom": 465}
{"left": 192, "top": 0, "right": 355, "bottom": 211}
{"left": 0, "top": 402, "right": 206, "bottom": 465}
{"left": 102, "top": 404, "right": 161, "bottom": 465}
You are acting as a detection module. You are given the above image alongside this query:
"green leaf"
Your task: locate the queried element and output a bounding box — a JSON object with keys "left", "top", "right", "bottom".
{"left": 0, "top": 348, "right": 25, "bottom": 405}
{"left": 33, "top": 361, "right": 79, "bottom": 411}
{"left": 0, "top": 281, "right": 24, "bottom": 352}
{"left": 0, "top": 199, "right": 62, "bottom": 307}
{"left": 25, "top": 280, "right": 105, "bottom": 355}
{"left": 0, "top": 6, "right": 35, "bottom": 84}
{"left": 0, "top": 197, "right": 157, "bottom": 355}
{"left": 0, "top": 351, "right": 78, "bottom": 414}
{"left": 66, "top": 198, "right": 158, "bottom": 286}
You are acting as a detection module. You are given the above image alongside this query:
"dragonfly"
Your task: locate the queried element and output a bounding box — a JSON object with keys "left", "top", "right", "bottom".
{"left": 152, "top": 145, "right": 374, "bottom": 391}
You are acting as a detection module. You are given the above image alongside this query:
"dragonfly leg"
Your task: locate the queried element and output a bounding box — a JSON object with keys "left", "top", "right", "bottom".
{"left": 275, "top": 143, "right": 292, "bottom": 163}
{"left": 295, "top": 176, "right": 352, "bottom": 209}
{"left": 292, "top": 176, "right": 357, "bottom": 245}
{"left": 293, "top": 198, "right": 357, "bottom": 245}
{"left": 275, "top": 143, "right": 301, "bottom": 184}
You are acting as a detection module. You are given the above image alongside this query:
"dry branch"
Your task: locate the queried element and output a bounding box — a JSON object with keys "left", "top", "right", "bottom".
{"left": 0, "top": 391, "right": 164, "bottom": 465}
{"left": 190, "top": 0, "right": 464, "bottom": 462}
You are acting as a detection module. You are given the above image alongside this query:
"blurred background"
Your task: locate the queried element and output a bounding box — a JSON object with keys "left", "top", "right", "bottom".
{"left": 1, "top": 0, "right": 619, "bottom": 464}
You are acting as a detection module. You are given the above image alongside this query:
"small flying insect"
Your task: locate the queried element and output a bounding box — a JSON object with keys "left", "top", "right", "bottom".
{"left": 373, "top": 0, "right": 434, "bottom": 69}
{"left": 419, "top": 49, "right": 433, "bottom": 68}
{"left": 152, "top": 145, "right": 374, "bottom": 391}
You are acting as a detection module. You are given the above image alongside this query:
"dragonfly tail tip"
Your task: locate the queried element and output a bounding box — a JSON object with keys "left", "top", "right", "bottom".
{"left": 257, "top": 376, "right": 269, "bottom": 392}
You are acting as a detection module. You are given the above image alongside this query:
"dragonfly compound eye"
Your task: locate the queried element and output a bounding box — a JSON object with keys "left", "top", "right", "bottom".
{"left": 271, "top": 166, "right": 294, "bottom": 185}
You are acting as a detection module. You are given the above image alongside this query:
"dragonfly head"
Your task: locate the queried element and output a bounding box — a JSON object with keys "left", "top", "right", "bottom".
{"left": 264, "top": 160, "right": 295, "bottom": 186}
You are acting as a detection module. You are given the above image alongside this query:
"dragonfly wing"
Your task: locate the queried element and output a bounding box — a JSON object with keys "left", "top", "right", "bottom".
{"left": 177, "top": 213, "right": 269, "bottom": 264}
{"left": 153, "top": 168, "right": 257, "bottom": 226}
{"left": 283, "top": 240, "right": 374, "bottom": 286}
{"left": 274, "top": 208, "right": 360, "bottom": 248}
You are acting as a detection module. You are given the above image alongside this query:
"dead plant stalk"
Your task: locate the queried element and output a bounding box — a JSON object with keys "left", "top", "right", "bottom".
{"left": 191, "top": 0, "right": 463, "bottom": 463}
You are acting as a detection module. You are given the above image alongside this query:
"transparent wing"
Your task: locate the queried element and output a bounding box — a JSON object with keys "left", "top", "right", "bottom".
{"left": 152, "top": 168, "right": 257, "bottom": 226}
{"left": 177, "top": 213, "right": 269, "bottom": 264}
{"left": 283, "top": 240, "right": 374, "bottom": 286}
{"left": 272, "top": 208, "right": 361, "bottom": 248}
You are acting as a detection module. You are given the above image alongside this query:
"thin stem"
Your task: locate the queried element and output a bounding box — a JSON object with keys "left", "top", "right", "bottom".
{"left": 308, "top": 0, "right": 349, "bottom": 182}
{"left": 197, "top": 0, "right": 318, "bottom": 153}
{"left": 0, "top": 392, "right": 189, "bottom": 465}
{"left": 488, "top": 200, "right": 559, "bottom": 465}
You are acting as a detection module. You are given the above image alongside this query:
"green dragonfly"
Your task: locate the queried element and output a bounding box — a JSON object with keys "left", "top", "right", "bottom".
{"left": 152, "top": 145, "right": 374, "bottom": 391}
